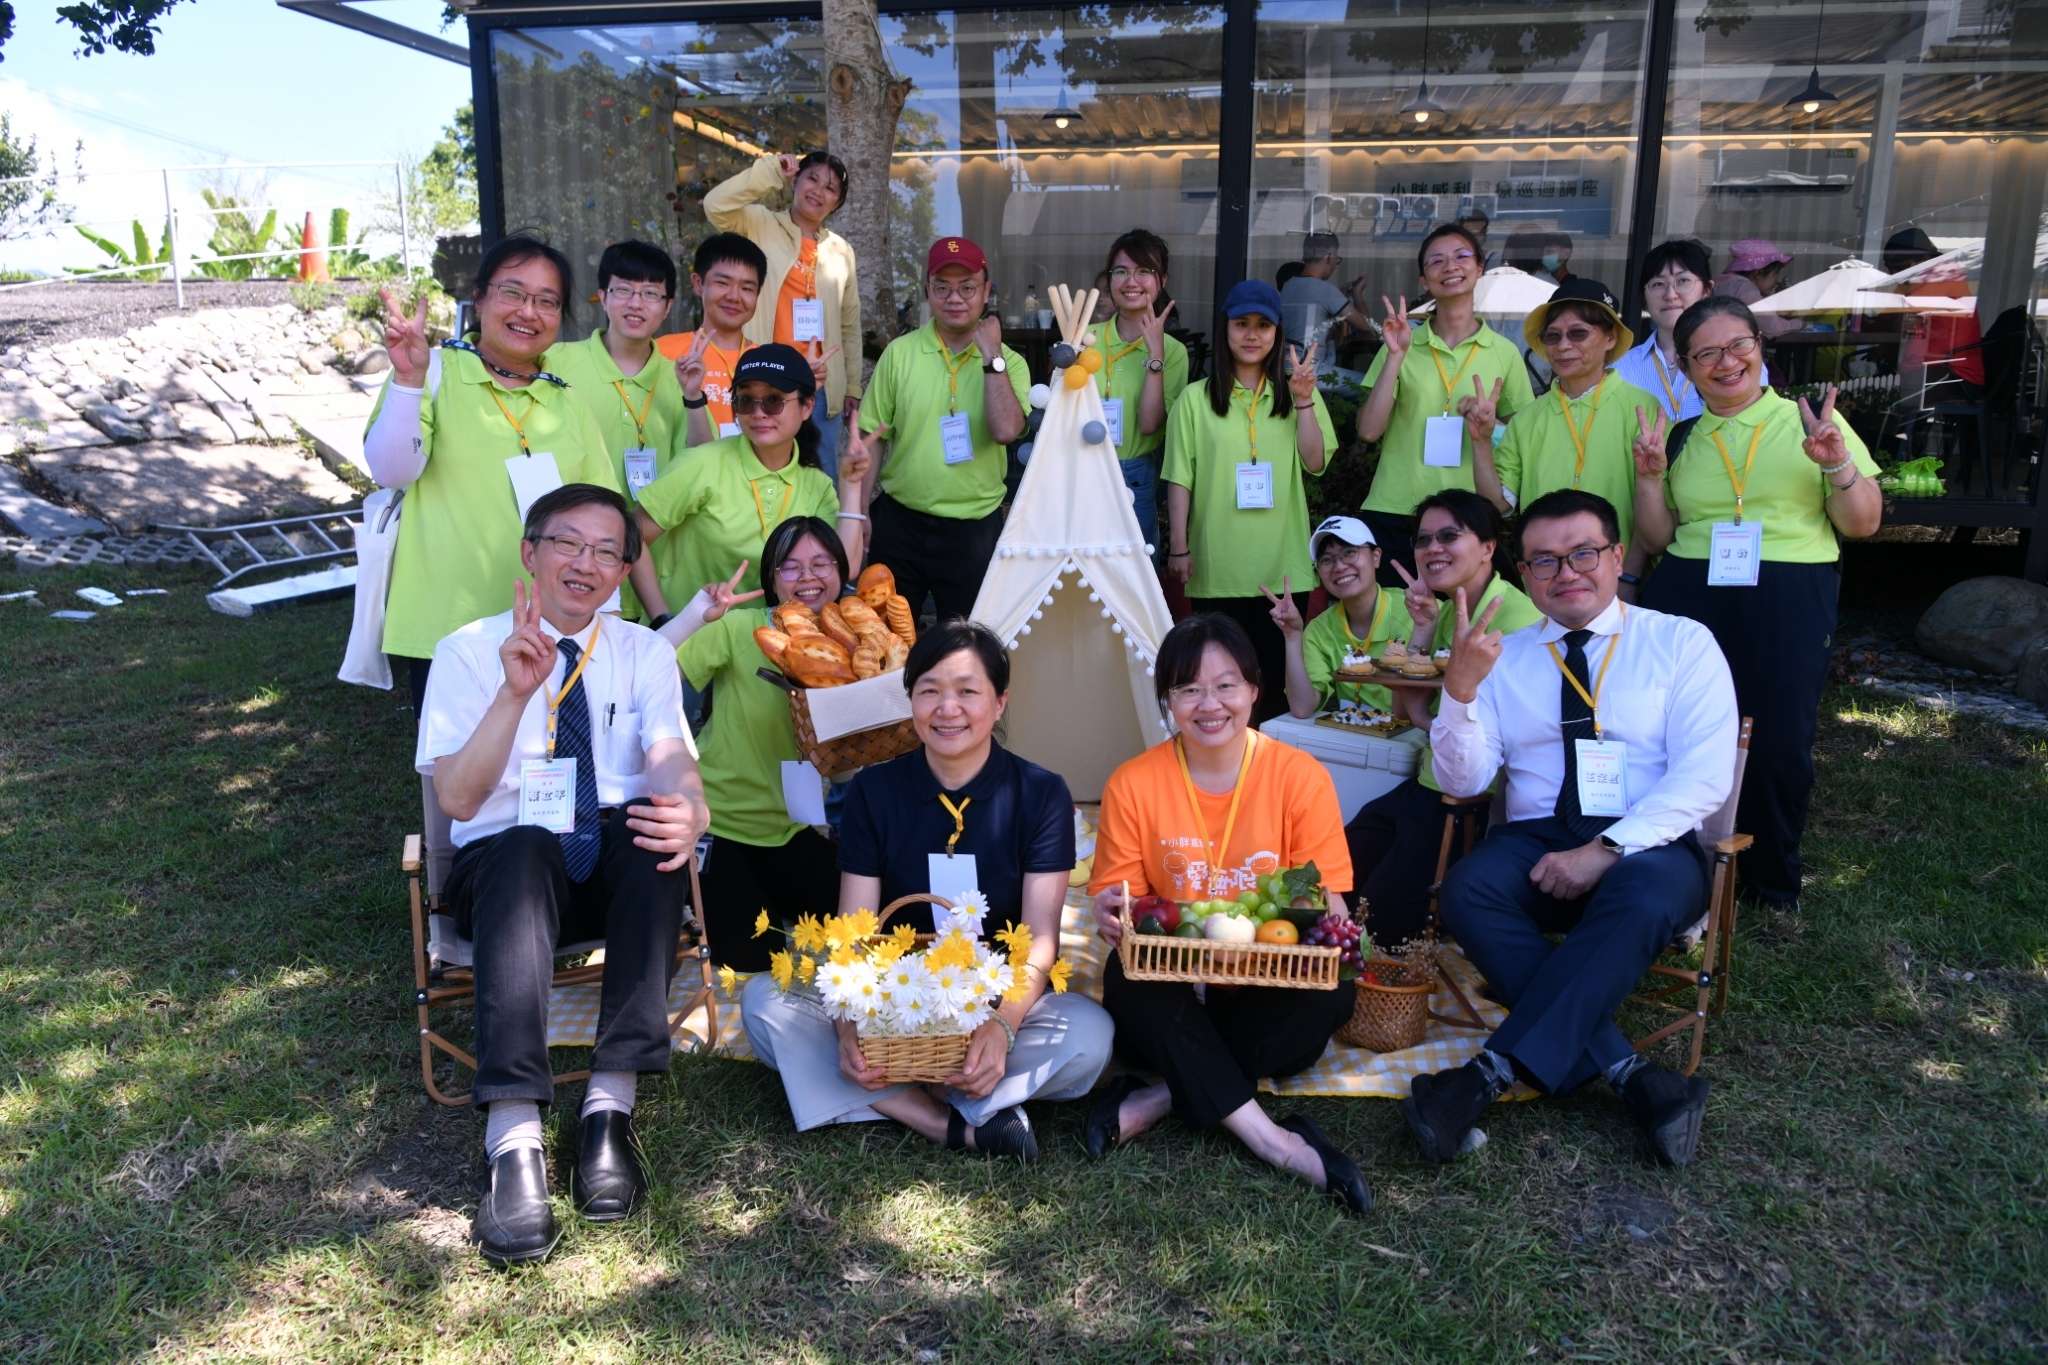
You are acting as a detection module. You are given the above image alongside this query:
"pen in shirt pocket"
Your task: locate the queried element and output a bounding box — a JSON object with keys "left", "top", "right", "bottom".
{"left": 607, "top": 703, "right": 616, "bottom": 728}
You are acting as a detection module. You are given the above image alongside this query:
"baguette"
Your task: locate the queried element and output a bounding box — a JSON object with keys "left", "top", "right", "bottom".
{"left": 838, "top": 597, "right": 885, "bottom": 637}
{"left": 857, "top": 563, "right": 896, "bottom": 611}
{"left": 885, "top": 593, "right": 915, "bottom": 642}
{"left": 879, "top": 631, "right": 909, "bottom": 673}
{"left": 818, "top": 600, "right": 861, "bottom": 651}
{"left": 783, "top": 635, "right": 856, "bottom": 687}
{"left": 773, "top": 602, "right": 822, "bottom": 637}
{"left": 851, "top": 637, "right": 884, "bottom": 680}
{"left": 753, "top": 626, "right": 792, "bottom": 667}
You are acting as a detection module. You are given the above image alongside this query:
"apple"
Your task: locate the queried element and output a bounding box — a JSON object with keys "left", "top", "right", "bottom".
{"left": 1133, "top": 895, "right": 1179, "bottom": 932}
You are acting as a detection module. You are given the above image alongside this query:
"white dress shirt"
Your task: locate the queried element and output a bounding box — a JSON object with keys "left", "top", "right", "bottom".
{"left": 415, "top": 610, "right": 695, "bottom": 848}
{"left": 1610, "top": 335, "right": 1702, "bottom": 423}
{"left": 1431, "top": 598, "right": 1738, "bottom": 855}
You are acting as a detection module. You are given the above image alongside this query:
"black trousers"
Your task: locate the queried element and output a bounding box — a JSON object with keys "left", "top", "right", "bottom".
{"left": 1346, "top": 776, "right": 1483, "bottom": 947}
{"left": 1440, "top": 818, "right": 1708, "bottom": 1095}
{"left": 697, "top": 827, "right": 842, "bottom": 973}
{"left": 1358, "top": 509, "right": 1417, "bottom": 587}
{"left": 446, "top": 813, "right": 690, "bottom": 1108}
{"left": 869, "top": 492, "right": 1004, "bottom": 624}
{"left": 1188, "top": 593, "right": 1307, "bottom": 724}
{"left": 1640, "top": 554, "right": 1838, "bottom": 902}
{"left": 1100, "top": 954, "right": 1355, "bottom": 1129}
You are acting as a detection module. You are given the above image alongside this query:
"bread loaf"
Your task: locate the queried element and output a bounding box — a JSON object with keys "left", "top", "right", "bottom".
{"left": 783, "top": 635, "right": 856, "bottom": 687}
{"left": 851, "top": 638, "right": 883, "bottom": 680}
{"left": 885, "top": 593, "right": 915, "bottom": 642}
{"left": 818, "top": 601, "right": 861, "bottom": 651}
{"left": 838, "top": 597, "right": 885, "bottom": 637}
{"left": 773, "top": 602, "right": 822, "bottom": 637}
{"left": 857, "top": 563, "right": 896, "bottom": 611}
{"left": 753, "top": 626, "right": 792, "bottom": 667}
{"left": 880, "top": 631, "right": 909, "bottom": 673}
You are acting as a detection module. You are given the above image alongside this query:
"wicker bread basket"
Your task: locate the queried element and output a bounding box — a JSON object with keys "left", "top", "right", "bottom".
{"left": 1335, "top": 954, "right": 1435, "bottom": 1052}
{"left": 1116, "top": 905, "right": 1341, "bottom": 990}
{"left": 855, "top": 893, "right": 970, "bottom": 1082}
{"left": 789, "top": 686, "right": 921, "bottom": 778}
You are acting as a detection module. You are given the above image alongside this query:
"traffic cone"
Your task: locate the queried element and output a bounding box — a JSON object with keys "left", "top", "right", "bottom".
{"left": 299, "top": 212, "right": 331, "bottom": 283}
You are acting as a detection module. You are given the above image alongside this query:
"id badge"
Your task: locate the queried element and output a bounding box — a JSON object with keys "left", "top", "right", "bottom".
{"left": 1708, "top": 521, "right": 1763, "bottom": 587}
{"left": 940, "top": 412, "right": 975, "bottom": 466}
{"left": 927, "top": 852, "right": 980, "bottom": 905}
{"left": 519, "top": 757, "right": 576, "bottom": 833}
{"left": 1103, "top": 397, "right": 1125, "bottom": 447}
{"left": 1423, "top": 414, "right": 1464, "bottom": 468}
{"left": 505, "top": 451, "right": 563, "bottom": 518}
{"left": 623, "top": 447, "right": 657, "bottom": 500}
{"left": 790, "top": 298, "right": 825, "bottom": 344}
{"left": 718, "top": 420, "right": 741, "bottom": 439}
{"left": 1574, "top": 739, "right": 1628, "bottom": 818}
{"left": 1235, "top": 461, "right": 1274, "bottom": 510}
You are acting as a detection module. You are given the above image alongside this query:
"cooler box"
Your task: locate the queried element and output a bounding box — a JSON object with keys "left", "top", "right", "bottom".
{"left": 1259, "top": 713, "right": 1426, "bottom": 822}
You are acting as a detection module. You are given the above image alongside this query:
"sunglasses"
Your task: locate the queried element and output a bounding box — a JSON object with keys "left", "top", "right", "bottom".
{"left": 1540, "top": 325, "right": 1603, "bottom": 348}
{"left": 734, "top": 392, "right": 803, "bottom": 415}
{"left": 1411, "top": 527, "right": 1470, "bottom": 549}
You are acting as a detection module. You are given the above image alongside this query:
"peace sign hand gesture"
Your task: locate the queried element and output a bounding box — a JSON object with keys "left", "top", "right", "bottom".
{"left": 1380, "top": 296, "right": 1413, "bottom": 360}
{"left": 1139, "top": 298, "right": 1176, "bottom": 359}
{"left": 1798, "top": 386, "right": 1849, "bottom": 468}
{"left": 839, "top": 420, "right": 887, "bottom": 488}
{"left": 675, "top": 329, "right": 711, "bottom": 402}
{"left": 1288, "top": 343, "right": 1319, "bottom": 405}
{"left": 1632, "top": 406, "right": 1670, "bottom": 478}
{"left": 1261, "top": 575, "right": 1304, "bottom": 636}
{"left": 1442, "top": 586, "right": 1506, "bottom": 704}
{"left": 776, "top": 153, "right": 803, "bottom": 181}
{"left": 808, "top": 342, "right": 840, "bottom": 389}
{"left": 702, "top": 561, "right": 766, "bottom": 624}
{"left": 380, "top": 287, "right": 431, "bottom": 389}
{"left": 1392, "top": 557, "right": 1437, "bottom": 634}
{"left": 1457, "top": 375, "right": 1504, "bottom": 443}
{"left": 499, "top": 579, "right": 556, "bottom": 701}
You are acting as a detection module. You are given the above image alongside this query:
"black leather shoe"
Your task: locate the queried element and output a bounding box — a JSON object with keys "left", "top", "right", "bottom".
{"left": 572, "top": 1110, "right": 648, "bottom": 1222}
{"left": 472, "top": 1148, "right": 560, "bottom": 1266}
{"left": 1280, "top": 1113, "right": 1372, "bottom": 1217}
{"left": 1084, "top": 1075, "right": 1147, "bottom": 1159}
{"left": 1402, "top": 1061, "right": 1498, "bottom": 1165}
{"left": 967, "top": 1105, "right": 1040, "bottom": 1161}
{"left": 1622, "top": 1063, "right": 1710, "bottom": 1167}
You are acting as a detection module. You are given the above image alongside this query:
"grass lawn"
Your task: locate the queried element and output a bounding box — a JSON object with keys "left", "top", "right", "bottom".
{"left": 0, "top": 560, "right": 2043, "bottom": 1364}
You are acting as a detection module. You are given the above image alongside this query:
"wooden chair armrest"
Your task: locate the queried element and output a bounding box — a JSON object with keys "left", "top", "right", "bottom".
{"left": 1716, "top": 834, "right": 1753, "bottom": 855}
{"left": 403, "top": 833, "right": 423, "bottom": 873}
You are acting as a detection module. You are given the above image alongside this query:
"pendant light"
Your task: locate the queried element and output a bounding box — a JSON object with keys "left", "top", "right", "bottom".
{"left": 1783, "top": 0, "right": 1838, "bottom": 113}
{"left": 1401, "top": 0, "right": 1442, "bottom": 124}
{"left": 1043, "top": 11, "right": 1083, "bottom": 129}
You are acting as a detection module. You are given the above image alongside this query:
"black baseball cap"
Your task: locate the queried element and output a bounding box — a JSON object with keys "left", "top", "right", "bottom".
{"left": 732, "top": 342, "right": 817, "bottom": 397}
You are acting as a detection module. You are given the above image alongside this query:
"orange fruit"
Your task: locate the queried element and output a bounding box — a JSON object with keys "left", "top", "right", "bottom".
{"left": 1254, "top": 919, "right": 1299, "bottom": 945}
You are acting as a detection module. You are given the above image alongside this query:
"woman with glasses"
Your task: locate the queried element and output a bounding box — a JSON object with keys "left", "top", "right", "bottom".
{"left": 627, "top": 344, "right": 869, "bottom": 626}
{"left": 1356, "top": 224, "right": 1535, "bottom": 585}
{"left": 1613, "top": 239, "right": 1713, "bottom": 422}
{"left": 1344, "top": 490, "right": 1542, "bottom": 947}
{"left": 1087, "top": 614, "right": 1372, "bottom": 1215}
{"left": 1097, "top": 229, "right": 1188, "bottom": 564}
{"left": 1266, "top": 515, "right": 1413, "bottom": 720}
{"left": 1634, "top": 295, "right": 1881, "bottom": 912}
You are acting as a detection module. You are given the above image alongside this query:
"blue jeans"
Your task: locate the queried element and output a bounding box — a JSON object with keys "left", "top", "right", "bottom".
{"left": 1119, "top": 453, "right": 1159, "bottom": 560}
{"left": 812, "top": 402, "right": 841, "bottom": 482}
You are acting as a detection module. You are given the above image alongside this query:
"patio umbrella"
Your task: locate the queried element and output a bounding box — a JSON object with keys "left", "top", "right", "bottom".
{"left": 1471, "top": 266, "right": 1558, "bottom": 318}
{"left": 1846, "top": 289, "right": 1977, "bottom": 316}
{"left": 1749, "top": 258, "right": 1893, "bottom": 313}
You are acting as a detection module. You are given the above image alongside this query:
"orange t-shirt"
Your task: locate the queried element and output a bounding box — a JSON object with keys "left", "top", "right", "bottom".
{"left": 774, "top": 238, "right": 820, "bottom": 348}
{"left": 654, "top": 331, "right": 751, "bottom": 434}
{"left": 1089, "top": 733, "right": 1353, "bottom": 902}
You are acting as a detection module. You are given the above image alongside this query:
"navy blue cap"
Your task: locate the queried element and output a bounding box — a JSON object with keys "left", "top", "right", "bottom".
{"left": 1222, "top": 279, "right": 1283, "bottom": 327}
{"left": 733, "top": 342, "right": 817, "bottom": 396}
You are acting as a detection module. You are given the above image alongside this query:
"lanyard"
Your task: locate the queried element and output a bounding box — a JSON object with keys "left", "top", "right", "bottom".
{"left": 1555, "top": 374, "right": 1608, "bottom": 489}
{"left": 790, "top": 244, "right": 818, "bottom": 301}
{"left": 936, "top": 793, "right": 971, "bottom": 855}
{"left": 749, "top": 474, "right": 796, "bottom": 540}
{"left": 940, "top": 342, "right": 980, "bottom": 415}
{"left": 1234, "top": 377, "right": 1267, "bottom": 464}
{"left": 543, "top": 617, "right": 600, "bottom": 759}
{"left": 1174, "top": 730, "right": 1257, "bottom": 895}
{"left": 1346, "top": 588, "right": 1390, "bottom": 652}
{"left": 1651, "top": 347, "right": 1691, "bottom": 418}
{"left": 488, "top": 387, "right": 538, "bottom": 457}
{"left": 1102, "top": 333, "right": 1148, "bottom": 374}
{"left": 442, "top": 338, "right": 567, "bottom": 388}
{"left": 1427, "top": 332, "right": 1482, "bottom": 416}
{"left": 612, "top": 379, "right": 655, "bottom": 447}
{"left": 1710, "top": 423, "right": 1765, "bottom": 524}
{"left": 1545, "top": 604, "right": 1624, "bottom": 740}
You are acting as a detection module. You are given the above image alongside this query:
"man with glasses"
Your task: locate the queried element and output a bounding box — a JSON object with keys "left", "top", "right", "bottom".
{"left": 855, "top": 237, "right": 1030, "bottom": 620}
{"left": 1280, "top": 231, "right": 1374, "bottom": 375}
{"left": 1402, "top": 488, "right": 1737, "bottom": 1171}
{"left": 418, "top": 482, "right": 709, "bottom": 1266}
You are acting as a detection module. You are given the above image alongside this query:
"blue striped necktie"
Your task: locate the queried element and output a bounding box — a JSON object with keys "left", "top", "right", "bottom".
{"left": 554, "top": 637, "right": 603, "bottom": 882}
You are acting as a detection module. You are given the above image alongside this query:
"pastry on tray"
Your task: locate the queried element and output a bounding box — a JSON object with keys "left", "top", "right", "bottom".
{"left": 1334, "top": 646, "right": 1377, "bottom": 678}
{"left": 1433, "top": 649, "right": 1452, "bottom": 674}
{"left": 1399, "top": 650, "right": 1438, "bottom": 677}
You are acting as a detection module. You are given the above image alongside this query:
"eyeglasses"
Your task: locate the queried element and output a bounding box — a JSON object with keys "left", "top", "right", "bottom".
{"left": 1315, "top": 544, "right": 1369, "bottom": 569}
{"left": 1411, "top": 527, "right": 1470, "bottom": 549}
{"left": 775, "top": 557, "right": 839, "bottom": 581}
{"left": 1540, "top": 325, "right": 1602, "bottom": 348}
{"left": 531, "top": 533, "right": 624, "bottom": 568}
{"left": 928, "top": 280, "right": 984, "bottom": 301}
{"left": 605, "top": 284, "right": 670, "bottom": 305}
{"left": 484, "top": 282, "right": 564, "bottom": 316}
{"left": 1644, "top": 274, "right": 1703, "bottom": 296}
{"left": 734, "top": 393, "right": 799, "bottom": 416}
{"left": 1521, "top": 544, "right": 1617, "bottom": 580}
{"left": 1108, "top": 266, "right": 1158, "bottom": 282}
{"left": 1685, "top": 334, "right": 1761, "bottom": 367}
{"left": 1423, "top": 248, "right": 1478, "bottom": 270}
{"left": 1167, "top": 680, "right": 1248, "bottom": 706}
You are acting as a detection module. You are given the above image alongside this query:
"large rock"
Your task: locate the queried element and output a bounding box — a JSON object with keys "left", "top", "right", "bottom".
{"left": 1916, "top": 576, "right": 2048, "bottom": 674}
{"left": 2019, "top": 637, "right": 2048, "bottom": 708}
{"left": 26, "top": 440, "right": 355, "bottom": 533}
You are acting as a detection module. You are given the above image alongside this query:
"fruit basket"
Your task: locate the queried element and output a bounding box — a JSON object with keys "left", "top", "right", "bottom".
{"left": 1117, "top": 869, "right": 1342, "bottom": 990}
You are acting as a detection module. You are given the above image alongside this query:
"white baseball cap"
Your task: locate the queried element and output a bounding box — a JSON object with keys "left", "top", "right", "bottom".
{"left": 1311, "top": 515, "right": 1376, "bottom": 558}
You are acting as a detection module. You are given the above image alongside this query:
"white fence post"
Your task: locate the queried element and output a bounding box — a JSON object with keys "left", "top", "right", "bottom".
{"left": 397, "top": 159, "right": 413, "bottom": 277}
{"left": 162, "top": 167, "right": 184, "bottom": 309}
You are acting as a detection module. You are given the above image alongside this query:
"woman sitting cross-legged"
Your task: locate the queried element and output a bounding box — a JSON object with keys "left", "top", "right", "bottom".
{"left": 1088, "top": 613, "right": 1373, "bottom": 1216}
{"left": 739, "top": 620, "right": 1114, "bottom": 1159}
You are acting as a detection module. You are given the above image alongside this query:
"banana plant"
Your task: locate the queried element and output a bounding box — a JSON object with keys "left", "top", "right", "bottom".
{"left": 68, "top": 219, "right": 172, "bottom": 280}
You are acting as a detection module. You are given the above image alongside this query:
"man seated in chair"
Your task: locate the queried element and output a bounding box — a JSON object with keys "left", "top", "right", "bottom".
{"left": 1403, "top": 489, "right": 1737, "bottom": 1167}
{"left": 417, "top": 483, "right": 710, "bottom": 1265}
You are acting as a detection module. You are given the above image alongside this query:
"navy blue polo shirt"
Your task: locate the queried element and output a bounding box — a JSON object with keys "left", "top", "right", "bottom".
{"left": 837, "top": 741, "right": 1075, "bottom": 937}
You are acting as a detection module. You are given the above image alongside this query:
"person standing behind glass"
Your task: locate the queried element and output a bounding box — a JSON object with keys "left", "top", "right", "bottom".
{"left": 1356, "top": 224, "right": 1534, "bottom": 585}
{"left": 704, "top": 151, "right": 860, "bottom": 477}
{"left": 1712, "top": 240, "right": 1800, "bottom": 339}
{"left": 1280, "top": 231, "right": 1373, "bottom": 370}
{"left": 657, "top": 232, "right": 767, "bottom": 444}
{"left": 1096, "top": 229, "right": 1188, "bottom": 565}
{"left": 1613, "top": 239, "right": 1712, "bottom": 423}
{"left": 1634, "top": 296, "right": 1881, "bottom": 911}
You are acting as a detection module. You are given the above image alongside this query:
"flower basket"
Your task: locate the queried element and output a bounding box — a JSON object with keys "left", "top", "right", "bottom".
{"left": 857, "top": 894, "right": 975, "bottom": 1083}
{"left": 1335, "top": 951, "right": 1436, "bottom": 1052}
{"left": 1117, "top": 906, "right": 1341, "bottom": 990}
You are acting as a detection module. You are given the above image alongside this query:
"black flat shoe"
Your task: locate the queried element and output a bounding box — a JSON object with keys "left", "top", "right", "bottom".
{"left": 1280, "top": 1113, "right": 1372, "bottom": 1217}
{"left": 1084, "top": 1075, "right": 1148, "bottom": 1159}
{"left": 1402, "top": 1061, "right": 1497, "bottom": 1165}
{"left": 571, "top": 1110, "right": 648, "bottom": 1222}
{"left": 1622, "top": 1063, "right": 1710, "bottom": 1167}
{"left": 472, "top": 1148, "right": 560, "bottom": 1266}
{"left": 949, "top": 1105, "right": 1038, "bottom": 1161}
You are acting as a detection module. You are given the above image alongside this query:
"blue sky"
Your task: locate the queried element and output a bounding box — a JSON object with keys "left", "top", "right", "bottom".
{"left": 2, "top": 1, "right": 473, "bottom": 273}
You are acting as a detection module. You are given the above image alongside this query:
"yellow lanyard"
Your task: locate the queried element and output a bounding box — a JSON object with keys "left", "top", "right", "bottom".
{"left": 749, "top": 475, "right": 796, "bottom": 540}
{"left": 1711, "top": 423, "right": 1765, "bottom": 524}
{"left": 1427, "top": 332, "right": 1482, "bottom": 416}
{"left": 940, "top": 343, "right": 980, "bottom": 416}
{"left": 1346, "top": 588, "right": 1390, "bottom": 653}
{"left": 1234, "top": 377, "right": 1267, "bottom": 464}
{"left": 1545, "top": 605, "right": 1623, "bottom": 740}
{"left": 543, "top": 617, "right": 600, "bottom": 759}
{"left": 1651, "top": 348, "right": 1691, "bottom": 418}
{"left": 487, "top": 387, "right": 537, "bottom": 456}
{"left": 937, "top": 793, "right": 971, "bottom": 856}
{"left": 611, "top": 379, "right": 655, "bottom": 448}
{"left": 1102, "top": 334, "right": 1148, "bottom": 376}
{"left": 790, "top": 245, "right": 818, "bottom": 301}
{"left": 1555, "top": 374, "right": 1608, "bottom": 489}
{"left": 1173, "top": 731, "right": 1257, "bottom": 896}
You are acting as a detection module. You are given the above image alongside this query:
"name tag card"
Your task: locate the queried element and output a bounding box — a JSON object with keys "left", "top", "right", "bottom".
{"left": 1423, "top": 414, "right": 1465, "bottom": 468}
{"left": 1103, "top": 398, "right": 1125, "bottom": 447}
{"left": 940, "top": 412, "right": 975, "bottom": 466}
{"left": 520, "top": 757, "right": 576, "bottom": 832}
{"left": 505, "top": 451, "right": 563, "bottom": 519}
{"left": 623, "top": 447, "right": 657, "bottom": 500}
{"left": 928, "top": 852, "right": 981, "bottom": 906}
{"left": 1708, "top": 521, "right": 1763, "bottom": 587}
{"left": 780, "top": 760, "right": 827, "bottom": 825}
{"left": 1574, "top": 739, "right": 1629, "bottom": 817}
{"left": 1235, "top": 461, "right": 1274, "bottom": 509}
{"left": 790, "top": 299, "right": 825, "bottom": 343}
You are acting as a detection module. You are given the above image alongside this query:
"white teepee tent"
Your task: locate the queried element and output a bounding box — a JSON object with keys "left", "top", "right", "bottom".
{"left": 971, "top": 284, "right": 1176, "bottom": 800}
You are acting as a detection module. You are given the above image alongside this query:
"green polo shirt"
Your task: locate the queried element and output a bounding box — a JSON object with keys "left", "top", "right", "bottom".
{"left": 860, "top": 322, "right": 1030, "bottom": 520}
{"left": 1414, "top": 574, "right": 1543, "bottom": 793}
{"left": 1301, "top": 587, "right": 1415, "bottom": 714}
{"left": 1095, "top": 329, "right": 1189, "bottom": 463}
{"left": 1492, "top": 375, "right": 1660, "bottom": 550}
{"left": 1663, "top": 388, "right": 1878, "bottom": 564}
{"left": 374, "top": 348, "right": 619, "bottom": 660}
{"left": 635, "top": 434, "right": 840, "bottom": 609}
{"left": 678, "top": 606, "right": 806, "bottom": 847}
{"left": 1362, "top": 320, "right": 1534, "bottom": 515}
{"left": 1161, "top": 381, "right": 1336, "bottom": 599}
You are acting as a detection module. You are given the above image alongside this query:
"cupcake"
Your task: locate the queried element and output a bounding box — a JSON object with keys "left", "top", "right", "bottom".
{"left": 1401, "top": 652, "right": 1437, "bottom": 677}
{"left": 1433, "top": 649, "right": 1452, "bottom": 674}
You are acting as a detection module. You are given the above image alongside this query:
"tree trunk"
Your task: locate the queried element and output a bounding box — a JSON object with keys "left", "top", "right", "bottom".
{"left": 822, "top": 0, "right": 911, "bottom": 361}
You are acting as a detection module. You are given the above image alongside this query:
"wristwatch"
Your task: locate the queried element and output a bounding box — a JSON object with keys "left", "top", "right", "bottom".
{"left": 1145, "top": 358, "right": 1164, "bottom": 373}
{"left": 681, "top": 392, "right": 709, "bottom": 410}
{"left": 1618, "top": 571, "right": 1641, "bottom": 586}
{"left": 984, "top": 356, "right": 1007, "bottom": 375}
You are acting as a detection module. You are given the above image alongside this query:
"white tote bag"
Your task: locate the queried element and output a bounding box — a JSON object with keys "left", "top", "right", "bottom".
{"left": 338, "top": 486, "right": 403, "bottom": 689}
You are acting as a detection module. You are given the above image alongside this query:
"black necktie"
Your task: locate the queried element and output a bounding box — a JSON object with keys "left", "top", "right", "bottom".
{"left": 1554, "top": 628, "right": 1616, "bottom": 842}
{"left": 554, "top": 637, "right": 603, "bottom": 882}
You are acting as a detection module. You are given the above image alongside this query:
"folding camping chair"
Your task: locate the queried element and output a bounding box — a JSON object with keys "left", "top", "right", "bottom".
{"left": 403, "top": 833, "right": 720, "bottom": 1107}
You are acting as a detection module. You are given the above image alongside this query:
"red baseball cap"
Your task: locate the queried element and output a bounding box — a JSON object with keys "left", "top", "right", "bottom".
{"left": 926, "top": 236, "right": 987, "bottom": 276}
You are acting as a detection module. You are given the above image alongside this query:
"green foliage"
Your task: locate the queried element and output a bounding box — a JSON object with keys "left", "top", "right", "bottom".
{"left": 288, "top": 280, "right": 338, "bottom": 314}
{"left": 48, "top": 0, "right": 189, "bottom": 56}
{"left": 326, "top": 207, "right": 374, "bottom": 276}
{"left": 67, "top": 217, "right": 170, "bottom": 279}
{"left": 412, "top": 102, "right": 478, "bottom": 236}
{"left": 193, "top": 188, "right": 293, "bottom": 281}
{"left": 0, "top": 112, "right": 78, "bottom": 241}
